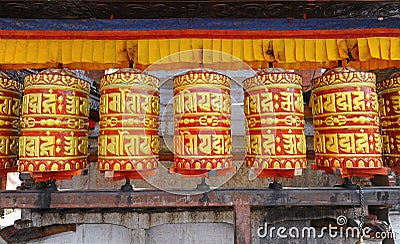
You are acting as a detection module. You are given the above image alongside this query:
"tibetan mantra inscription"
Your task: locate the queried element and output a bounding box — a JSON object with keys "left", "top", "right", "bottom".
{"left": 98, "top": 69, "right": 160, "bottom": 180}
{"left": 171, "top": 70, "right": 234, "bottom": 176}
{"left": 378, "top": 72, "right": 400, "bottom": 174}
{"left": 18, "top": 69, "right": 90, "bottom": 181}
{"left": 311, "top": 67, "right": 385, "bottom": 178}
{"left": 243, "top": 69, "right": 306, "bottom": 179}
{"left": 0, "top": 72, "right": 23, "bottom": 177}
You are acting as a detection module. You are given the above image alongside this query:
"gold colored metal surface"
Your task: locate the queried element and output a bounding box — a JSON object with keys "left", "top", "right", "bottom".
{"left": 243, "top": 68, "right": 303, "bottom": 89}
{"left": 311, "top": 67, "right": 376, "bottom": 89}
{"left": 18, "top": 69, "right": 90, "bottom": 179}
{"left": 378, "top": 72, "right": 400, "bottom": 173}
{"left": 100, "top": 69, "right": 159, "bottom": 88}
{"left": 172, "top": 70, "right": 233, "bottom": 175}
{"left": 311, "top": 67, "right": 383, "bottom": 175}
{"left": 243, "top": 70, "right": 306, "bottom": 176}
{"left": 24, "top": 69, "right": 90, "bottom": 93}
{"left": 98, "top": 69, "right": 160, "bottom": 177}
{"left": 0, "top": 72, "right": 23, "bottom": 172}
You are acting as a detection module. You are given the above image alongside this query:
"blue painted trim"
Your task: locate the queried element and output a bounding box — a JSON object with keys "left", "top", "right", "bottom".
{"left": 0, "top": 18, "right": 398, "bottom": 31}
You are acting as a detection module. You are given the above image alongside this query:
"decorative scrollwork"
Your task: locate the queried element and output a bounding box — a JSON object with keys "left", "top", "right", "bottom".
{"left": 100, "top": 69, "right": 159, "bottom": 89}
{"left": 0, "top": 1, "right": 397, "bottom": 19}
{"left": 377, "top": 72, "right": 400, "bottom": 92}
{"left": 25, "top": 69, "right": 90, "bottom": 93}
{"left": 311, "top": 67, "right": 376, "bottom": 89}
{"left": 243, "top": 69, "right": 302, "bottom": 89}
{"left": 173, "top": 70, "right": 231, "bottom": 89}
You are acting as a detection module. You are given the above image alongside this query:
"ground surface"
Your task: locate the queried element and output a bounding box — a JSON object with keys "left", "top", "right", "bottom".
{"left": 390, "top": 210, "right": 400, "bottom": 244}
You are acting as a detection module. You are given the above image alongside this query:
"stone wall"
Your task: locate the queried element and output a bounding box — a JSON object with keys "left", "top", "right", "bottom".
{"left": 16, "top": 206, "right": 362, "bottom": 244}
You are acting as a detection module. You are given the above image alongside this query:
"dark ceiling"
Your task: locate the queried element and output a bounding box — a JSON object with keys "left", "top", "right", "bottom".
{"left": 0, "top": 0, "right": 398, "bottom": 19}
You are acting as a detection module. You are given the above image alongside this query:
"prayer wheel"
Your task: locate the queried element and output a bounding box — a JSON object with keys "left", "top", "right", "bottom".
{"left": 0, "top": 72, "right": 23, "bottom": 178}
{"left": 98, "top": 69, "right": 160, "bottom": 180}
{"left": 378, "top": 72, "right": 400, "bottom": 174}
{"left": 311, "top": 67, "right": 385, "bottom": 178}
{"left": 171, "top": 70, "right": 234, "bottom": 176}
{"left": 243, "top": 69, "right": 307, "bottom": 179}
{"left": 19, "top": 69, "right": 90, "bottom": 181}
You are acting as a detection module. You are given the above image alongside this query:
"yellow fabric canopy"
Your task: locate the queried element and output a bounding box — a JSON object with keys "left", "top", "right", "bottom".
{"left": 0, "top": 37, "right": 399, "bottom": 70}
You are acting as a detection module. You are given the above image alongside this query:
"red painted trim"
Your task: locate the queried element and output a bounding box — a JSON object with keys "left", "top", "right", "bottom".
{"left": 0, "top": 28, "right": 398, "bottom": 40}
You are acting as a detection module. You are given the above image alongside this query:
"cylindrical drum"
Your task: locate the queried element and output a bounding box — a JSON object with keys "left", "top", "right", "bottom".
{"left": 243, "top": 69, "right": 307, "bottom": 178}
{"left": 171, "top": 70, "right": 233, "bottom": 176}
{"left": 98, "top": 69, "right": 160, "bottom": 180}
{"left": 378, "top": 72, "right": 400, "bottom": 174}
{"left": 311, "top": 67, "right": 384, "bottom": 177}
{"left": 0, "top": 72, "right": 23, "bottom": 176}
{"left": 19, "top": 69, "right": 90, "bottom": 181}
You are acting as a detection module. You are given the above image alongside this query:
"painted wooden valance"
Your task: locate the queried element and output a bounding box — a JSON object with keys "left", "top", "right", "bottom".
{"left": 0, "top": 18, "right": 398, "bottom": 70}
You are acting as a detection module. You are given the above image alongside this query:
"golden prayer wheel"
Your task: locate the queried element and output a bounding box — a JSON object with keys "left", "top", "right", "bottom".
{"left": 171, "top": 70, "right": 235, "bottom": 176}
{"left": 18, "top": 69, "right": 90, "bottom": 182}
{"left": 243, "top": 69, "right": 307, "bottom": 179}
{"left": 311, "top": 67, "right": 385, "bottom": 178}
{"left": 98, "top": 69, "right": 160, "bottom": 181}
{"left": 378, "top": 72, "right": 400, "bottom": 174}
{"left": 0, "top": 72, "right": 23, "bottom": 178}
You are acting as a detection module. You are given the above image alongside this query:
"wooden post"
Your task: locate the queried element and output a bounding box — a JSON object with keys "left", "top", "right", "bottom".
{"left": 234, "top": 205, "right": 251, "bottom": 244}
{"left": 1, "top": 176, "right": 6, "bottom": 190}
{"left": 370, "top": 175, "right": 395, "bottom": 244}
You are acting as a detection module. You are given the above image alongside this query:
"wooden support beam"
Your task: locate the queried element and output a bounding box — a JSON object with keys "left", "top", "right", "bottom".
{"left": 234, "top": 205, "right": 251, "bottom": 244}
{"left": 0, "top": 187, "right": 399, "bottom": 209}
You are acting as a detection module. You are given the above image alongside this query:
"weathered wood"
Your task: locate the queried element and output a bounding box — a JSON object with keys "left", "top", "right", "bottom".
{"left": 0, "top": 1, "right": 398, "bottom": 19}
{"left": 234, "top": 205, "right": 251, "bottom": 244}
{"left": 0, "top": 187, "right": 399, "bottom": 209}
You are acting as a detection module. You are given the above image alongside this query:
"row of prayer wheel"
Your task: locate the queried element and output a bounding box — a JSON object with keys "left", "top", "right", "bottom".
{"left": 0, "top": 67, "right": 399, "bottom": 182}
